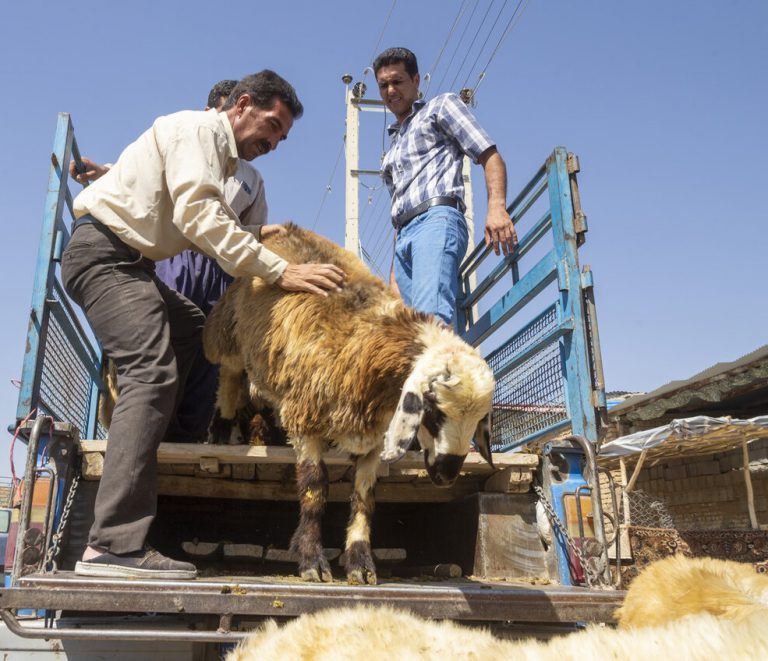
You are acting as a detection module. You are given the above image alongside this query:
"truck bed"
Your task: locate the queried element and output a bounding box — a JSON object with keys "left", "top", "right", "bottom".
{"left": 1, "top": 570, "right": 624, "bottom": 642}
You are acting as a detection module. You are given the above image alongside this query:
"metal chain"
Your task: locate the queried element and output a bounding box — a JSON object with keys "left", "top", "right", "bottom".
{"left": 44, "top": 472, "right": 80, "bottom": 573}
{"left": 533, "top": 484, "right": 604, "bottom": 588}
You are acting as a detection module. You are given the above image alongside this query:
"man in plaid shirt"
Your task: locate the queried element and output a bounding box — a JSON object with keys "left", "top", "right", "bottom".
{"left": 374, "top": 47, "right": 517, "bottom": 325}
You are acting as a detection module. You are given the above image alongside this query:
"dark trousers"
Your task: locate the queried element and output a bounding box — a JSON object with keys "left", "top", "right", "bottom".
{"left": 155, "top": 251, "right": 234, "bottom": 439}
{"left": 61, "top": 221, "right": 205, "bottom": 553}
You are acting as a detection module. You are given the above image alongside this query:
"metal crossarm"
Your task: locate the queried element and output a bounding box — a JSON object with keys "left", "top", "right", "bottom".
{"left": 457, "top": 147, "right": 606, "bottom": 451}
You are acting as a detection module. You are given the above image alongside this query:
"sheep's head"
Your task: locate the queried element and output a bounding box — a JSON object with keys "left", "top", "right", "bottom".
{"left": 381, "top": 328, "right": 495, "bottom": 486}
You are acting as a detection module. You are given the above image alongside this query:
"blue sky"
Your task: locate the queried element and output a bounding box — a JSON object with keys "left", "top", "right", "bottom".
{"left": 1, "top": 0, "right": 766, "bottom": 476}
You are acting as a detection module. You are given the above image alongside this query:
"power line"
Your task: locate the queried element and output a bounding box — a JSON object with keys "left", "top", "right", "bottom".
{"left": 469, "top": 0, "right": 531, "bottom": 97}
{"left": 364, "top": 0, "right": 398, "bottom": 76}
{"left": 364, "top": 205, "right": 392, "bottom": 265}
{"left": 357, "top": 181, "right": 388, "bottom": 242}
{"left": 360, "top": 244, "right": 385, "bottom": 279}
{"left": 433, "top": 0, "right": 483, "bottom": 95}
{"left": 361, "top": 187, "right": 389, "bottom": 244}
{"left": 367, "top": 207, "right": 396, "bottom": 272}
{"left": 423, "top": 0, "right": 469, "bottom": 97}
{"left": 461, "top": 0, "right": 511, "bottom": 90}
{"left": 311, "top": 137, "right": 345, "bottom": 231}
{"left": 449, "top": 0, "right": 498, "bottom": 92}
{"left": 369, "top": 225, "right": 396, "bottom": 281}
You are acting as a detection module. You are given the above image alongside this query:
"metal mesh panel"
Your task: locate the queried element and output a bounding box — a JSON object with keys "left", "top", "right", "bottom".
{"left": 624, "top": 489, "right": 676, "bottom": 529}
{"left": 485, "top": 305, "right": 567, "bottom": 449}
{"left": 38, "top": 310, "right": 94, "bottom": 437}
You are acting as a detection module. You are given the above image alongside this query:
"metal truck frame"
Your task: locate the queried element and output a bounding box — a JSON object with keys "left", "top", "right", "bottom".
{"left": 1, "top": 113, "right": 621, "bottom": 655}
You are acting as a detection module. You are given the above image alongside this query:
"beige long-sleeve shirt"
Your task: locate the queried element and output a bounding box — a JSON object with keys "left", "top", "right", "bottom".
{"left": 73, "top": 109, "right": 288, "bottom": 283}
{"left": 228, "top": 160, "right": 268, "bottom": 230}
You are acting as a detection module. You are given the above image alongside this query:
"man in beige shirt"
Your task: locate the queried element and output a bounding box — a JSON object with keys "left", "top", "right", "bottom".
{"left": 62, "top": 70, "right": 345, "bottom": 580}
{"left": 70, "top": 79, "right": 283, "bottom": 442}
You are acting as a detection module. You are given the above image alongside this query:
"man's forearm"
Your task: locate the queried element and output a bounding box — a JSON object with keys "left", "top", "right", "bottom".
{"left": 479, "top": 147, "right": 516, "bottom": 255}
{"left": 480, "top": 147, "right": 507, "bottom": 210}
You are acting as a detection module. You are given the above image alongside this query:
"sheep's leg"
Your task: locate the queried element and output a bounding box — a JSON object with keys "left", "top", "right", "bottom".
{"left": 290, "top": 439, "right": 332, "bottom": 582}
{"left": 343, "top": 448, "right": 378, "bottom": 585}
{"left": 209, "top": 365, "right": 246, "bottom": 444}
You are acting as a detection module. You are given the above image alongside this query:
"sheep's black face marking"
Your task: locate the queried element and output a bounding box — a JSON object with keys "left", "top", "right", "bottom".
{"left": 382, "top": 391, "right": 423, "bottom": 462}
{"left": 422, "top": 392, "right": 446, "bottom": 438}
{"left": 402, "top": 391, "right": 422, "bottom": 414}
{"left": 424, "top": 450, "right": 466, "bottom": 487}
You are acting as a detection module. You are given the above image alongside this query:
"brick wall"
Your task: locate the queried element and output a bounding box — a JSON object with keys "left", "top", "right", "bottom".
{"left": 599, "top": 439, "right": 768, "bottom": 531}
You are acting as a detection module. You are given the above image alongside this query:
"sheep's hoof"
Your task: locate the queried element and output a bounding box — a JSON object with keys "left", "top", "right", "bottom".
{"left": 299, "top": 553, "right": 333, "bottom": 582}
{"left": 347, "top": 566, "right": 377, "bottom": 585}
{"left": 344, "top": 543, "right": 377, "bottom": 585}
{"left": 226, "top": 428, "right": 246, "bottom": 445}
{"left": 208, "top": 409, "right": 236, "bottom": 444}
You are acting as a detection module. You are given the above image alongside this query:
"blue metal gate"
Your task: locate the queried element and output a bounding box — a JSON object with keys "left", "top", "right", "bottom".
{"left": 457, "top": 146, "right": 606, "bottom": 450}
{"left": 14, "top": 113, "right": 104, "bottom": 440}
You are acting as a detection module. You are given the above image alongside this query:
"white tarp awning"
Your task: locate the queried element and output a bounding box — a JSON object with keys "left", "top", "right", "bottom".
{"left": 598, "top": 415, "right": 768, "bottom": 530}
{"left": 599, "top": 415, "right": 768, "bottom": 461}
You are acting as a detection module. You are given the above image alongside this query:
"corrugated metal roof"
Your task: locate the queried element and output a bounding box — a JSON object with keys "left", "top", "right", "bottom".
{"left": 609, "top": 344, "right": 768, "bottom": 422}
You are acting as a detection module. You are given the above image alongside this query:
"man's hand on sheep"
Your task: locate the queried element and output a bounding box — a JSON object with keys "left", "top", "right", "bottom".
{"left": 276, "top": 263, "right": 346, "bottom": 296}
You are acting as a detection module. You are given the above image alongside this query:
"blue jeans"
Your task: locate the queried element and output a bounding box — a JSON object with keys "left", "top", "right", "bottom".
{"left": 394, "top": 206, "right": 469, "bottom": 325}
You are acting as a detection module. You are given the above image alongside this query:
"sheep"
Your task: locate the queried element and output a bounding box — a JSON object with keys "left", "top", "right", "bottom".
{"left": 616, "top": 554, "right": 768, "bottom": 628}
{"left": 203, "top": 223, "right": 495, "bottom": 585}
{"left": 225, "top": 556, "right": 768, "bottom": 661}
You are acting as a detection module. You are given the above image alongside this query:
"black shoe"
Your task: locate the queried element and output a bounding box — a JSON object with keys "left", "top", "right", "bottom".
{"left": 75, "top": 547, "right": 197, "bottom": 580}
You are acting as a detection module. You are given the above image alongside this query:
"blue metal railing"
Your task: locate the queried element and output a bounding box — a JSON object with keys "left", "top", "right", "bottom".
{"left": 15, "top": 113, "right": 103, "bottom": 440}
{"left": 457, "top": 147, "right": 606, "bottom": 451}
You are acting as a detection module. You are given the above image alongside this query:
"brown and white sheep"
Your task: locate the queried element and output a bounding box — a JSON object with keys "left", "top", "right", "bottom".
{"left": 203, "top": 224, "right": 494, "bottom": 585}
{"left": 225, "top": 556, "right": 768, "bottom": 661}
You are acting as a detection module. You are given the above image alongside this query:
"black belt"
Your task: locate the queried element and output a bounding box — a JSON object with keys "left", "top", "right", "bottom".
{"left": 393, "top": 196, "right": 462, "bottom": 230}
{"left": 71, "top": 215, "right": 99, "bottom": 234}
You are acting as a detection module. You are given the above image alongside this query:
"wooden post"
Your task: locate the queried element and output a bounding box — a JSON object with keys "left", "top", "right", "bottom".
{"left": 619, "top": 457, "right": 631, "bottom": 526}
{"left": 625, "top": 450, "right": 647, "bottom": 493}
{"left": 742, "top": 438, "right": 759, "bottom": 530}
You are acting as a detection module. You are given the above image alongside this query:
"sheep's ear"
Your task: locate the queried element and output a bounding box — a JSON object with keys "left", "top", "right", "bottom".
{"left": 381, "top": 380, "right": 424, "bottom": 464}
{"left": 436, "top": 373, "right": 461, "bottom": 389}
{"left": 475, "top": 410, "right": 494, "bottom": 468}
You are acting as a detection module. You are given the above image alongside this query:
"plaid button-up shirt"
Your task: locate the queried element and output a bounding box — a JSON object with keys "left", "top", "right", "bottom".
{"left": 382, "top": 93, "right": 494, "bottom": 227}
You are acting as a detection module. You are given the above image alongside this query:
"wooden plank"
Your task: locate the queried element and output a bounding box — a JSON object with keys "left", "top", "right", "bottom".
{"left": 156, "top": 475, "right": 483, "bottom": 503}
{"left": 484, "top": 467, "right": 534, "bottom": 493}
{"left": 194, "top": 464, "right": 231, "bottom": 479}
{"left": 372, "top": 548, "right": 406, "bottom": 563}
{"left": 198, "top": 457, "right": 221, "bottom": 474}
{"left": 222, "top": 544, "right": 264, "bottom": 561}
{"left": 80, "top": 441, "right": 539, "bottom": 472}
{"left": 158, "top": 464, "right": 196, "bottom": 476}
{"left": 81, "top": 452, "right": 103, "bottom": 480}
{"left": 181, "top": 541, "right": 221, "bottom": 559}
{"left": 398, "top": 563, "right": 462, "bottom": 578}
{"left": 232, "top": 464, "right": 256, "bottom": 480}
{"left": 264, "top": 548, "right": 341, "bottom": 563}
{"left": 339, "top": 548, "right": 406, "bottom": 567}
